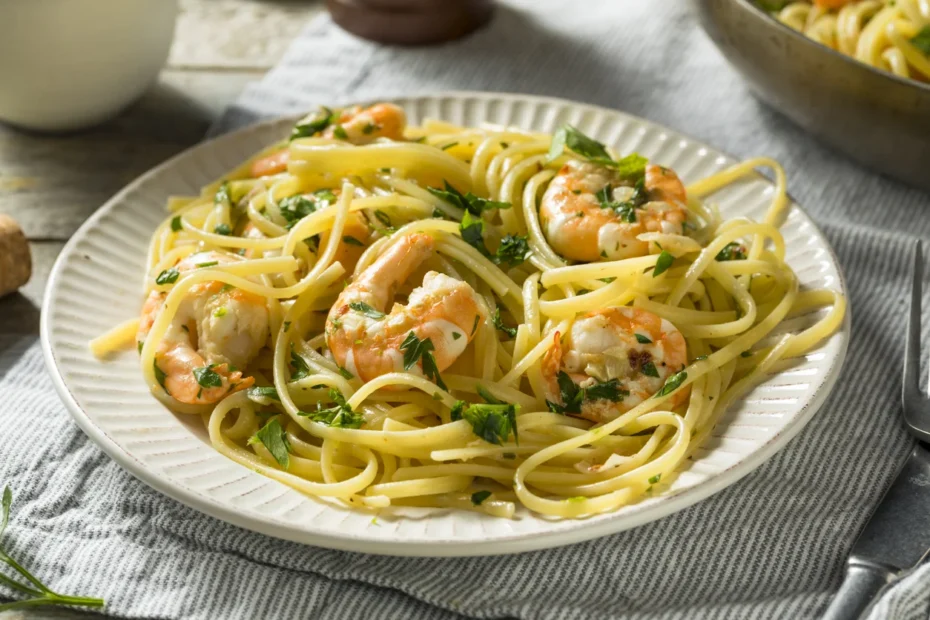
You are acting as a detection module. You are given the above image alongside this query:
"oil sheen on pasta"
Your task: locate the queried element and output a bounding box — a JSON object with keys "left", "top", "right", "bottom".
{"left": 91, "top": 102, "right": 846, "bottom": 519}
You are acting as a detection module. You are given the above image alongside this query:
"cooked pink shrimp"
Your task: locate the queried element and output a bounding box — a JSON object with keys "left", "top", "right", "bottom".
{"left": 249, "top": 103, "right": 407, "bottom": 177}
{"left": 539, "top": 161, "right": 690, "bottom": 262}
{"left": 138, "top": 251, "right": 269, "bottom": 405}
{"left": 325, "top": 233, "right": 486, "bottom": 384}
{"left": 324, "top": 103, "right": 407, "bottom": 144}
{"left": 542, "top": 307, "right": 689, "bottom": 423}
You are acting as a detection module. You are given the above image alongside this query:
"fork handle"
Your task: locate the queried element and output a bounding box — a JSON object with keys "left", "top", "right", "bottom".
{"left": 821, "top": 559, "right": 894, "bottom": 620}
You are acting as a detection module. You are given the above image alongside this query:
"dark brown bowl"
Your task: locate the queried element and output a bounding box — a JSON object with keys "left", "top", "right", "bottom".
{"left": 691, "top": 0, "right": 930, "bottom": 191}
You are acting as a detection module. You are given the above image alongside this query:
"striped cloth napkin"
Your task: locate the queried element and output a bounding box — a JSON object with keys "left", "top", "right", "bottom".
{"left": 4, "top": 1, "right": 930, "bottom": 618}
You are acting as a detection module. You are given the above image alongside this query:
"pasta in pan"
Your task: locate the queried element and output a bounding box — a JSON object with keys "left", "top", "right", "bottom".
{"left": 764, "top": 0, "right": 930, "bottom": 82}
{"left": 92, "top": 102, "right": 845, "bottom": 519}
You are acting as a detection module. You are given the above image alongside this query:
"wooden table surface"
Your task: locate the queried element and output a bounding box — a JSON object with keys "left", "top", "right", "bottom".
{"left": 0, "top": 1, "right": 320, "bottom": 616}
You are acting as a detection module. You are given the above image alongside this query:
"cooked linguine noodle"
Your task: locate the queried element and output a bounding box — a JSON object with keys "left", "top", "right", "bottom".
{"left": 767, "top": 0, "right": 930, "bottom": 81}
{"left": 91, "top": 103, "right": 846, "bottom": 519}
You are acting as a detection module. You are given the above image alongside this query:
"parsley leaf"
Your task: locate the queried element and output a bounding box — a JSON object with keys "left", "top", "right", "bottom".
{"left": 495, "top": 234, "right": 532, "bottom": 267}
{"left": 156, "top": 267, "right": 180, "bottom": 285}
{"left": 399, "top": 331, "right": 447, "bottom": 390}
{"left": 374, "top": 210, "right": 392, "bottom": 229}
{"left": 428, "top": 181, "right": 511, "bottom": 216}
{"left": 547, "top": 126, "right": 648, "bottom": 181}
{"left": 153, "top": 358, "right": 167, "bottom": 388}
{"left": 214, "top": 223, "right": 231, "bottom": 236}
{"left": 656, "top": 370, "right": 688, "bottom": 397}
{"left": 653, "top": 251, "right": 675, "bottom": 277}
{"left": 635, "top": 333, "right": 652, "bottom": 344}
{"left": 342, "top": 235, "right": 365, "bottom": 247}
{"left": 648, "top": 473, "right": 662, "bottom": 484}
{"left": 641, "top": 361, "right": 660, "bottom": 378}
{"left": 300, "top": 389, "right": 364, "bottom": 428}
{"left": 491, "top": 307, "right": 517, "bottom": 338}
{"left": 471, "top": 490, "right": 492, "bottom": 506}
{"left": 462, "top": 403, "right": 519, "bottom": 445}
{"left": 249, "top": 418, "right": 290, "bottom": 469}
{"left": 170, "top": 216, "right": 182, "bottom": 232}
{"left": 278, "top": 193, "right": 325, "bottom": 227}
{"left": 333, "top": 125, "right": 349, "bottom": 140}
{"left": 546, "top": 371, "right": 628, "bottom": 414}
{"left": 715, "top": 242, "right": 747, "bottom": 262}
{"left": 349, "top": 301, "right": 385, "bottom": 320}
{"left": 214, "top": 182, "right": 231, "bottom": 206}
{"left": 290, "top": 349, "right": 311, "bottom": 381}
{"left": 246, "top": 386, "right": 280, "bottom": 403}
{"left": 290, "top": 106, "right": 336, "bottom": 140}
{"left": 450, "top": 400, "right": 466, "bottom": 421}
{"left": 913, "top": 26, "right": 930, "bottom": 55}
{"left": 193, "top": 364, "right": 223, "bottom": 388}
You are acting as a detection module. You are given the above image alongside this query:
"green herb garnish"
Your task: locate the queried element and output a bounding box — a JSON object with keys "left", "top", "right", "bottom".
{"left": 248, "top": 418, "right": 290, "bottom": 469}
{"left": 400, "top": 331, "right": 446, "bottom": 390}
{"left": 170, "top": 216, "right": 182, "bottom": 232}
{"left": 428, "top": 181, "right": 511, "bottom": 216}
{"left": 193, "top": 364, "right": 223, "bottom": 389}
{"left": 214, "top": 223, "right": 231, "bottom": 236}
{"left": 546, "top": 371, "right": 629, "bottom": 415}
{"left": 653, "top": 251, "right": 674, "bottom": 277}
{"left": 349, "top": 301, "right": 385, "bottom": 320}
{"left": 471, "top": 490, "right": 492, "bottom": 506}
{"left": 715, "top": 242, "right": 747, "bottom": 262}
{"left": 656, "top": 370, "right": 688, "bottom": 397}
{"left": 462, "top": 403, "right": 519, "bottom": 445}
{"left": 290, "top": 106, "right": 336, "bottom": 140}
{"left": 246, "top": 386, "right": 280, "bottom": 403}
{"left": 491, "top": 307, "right": 517, "bottom": 338}
{"left": 635, "top": 333, "right": 652, "bottom": 344}
{"left": 912, "top": 26, "right": 930, "bottom": 55}
{"left": 289, "top": 349, "right": 311, "bottom": 381}
{"left": 300, "top": 389, "right": 364, "bottom": 428}
{"left": 155, "top": 267, "right": 179, "bottom": 285}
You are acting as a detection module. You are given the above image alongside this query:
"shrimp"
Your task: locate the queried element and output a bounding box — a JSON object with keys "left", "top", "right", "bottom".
{"left": 542, "top": 307, "right": 689, "bottom": 423}
{"left": 325, "top": 233, "right": 486, "bottom": 384}
{"left": 138, "top": 251, "right": 270, "bottom": 405}
{"left": 320, "top": 211, "right": 372, "bottom": 275}
{"left": 539, "top": 161, "right": 690, "bottom": 262}
{"left": 249, "top": 103, "right": 407, "bottom": 177}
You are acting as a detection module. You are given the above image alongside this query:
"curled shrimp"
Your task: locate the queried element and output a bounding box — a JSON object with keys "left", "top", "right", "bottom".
{"left": 542, "top": 307, "right": 689, "bottom": 423}
{"left": 249, "top": 102, "right": 407, "bottom": 177}
{"left": 539, "top": 161, "right": 690, "bottom": 262}
{"left": 138, "top": 251, "right": 270, "bottom": 405}
{"left": 325, "top": 233, "right": 487, "bottom": 384}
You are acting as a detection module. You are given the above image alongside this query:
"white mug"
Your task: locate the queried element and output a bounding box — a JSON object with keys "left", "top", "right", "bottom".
{"left": 0, "top": 0, "right": 179, "bottom": 132}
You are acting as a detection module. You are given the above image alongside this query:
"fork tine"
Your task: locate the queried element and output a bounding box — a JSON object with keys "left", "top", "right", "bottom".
{"left": 904, "top": 240, "right": 924, "bottom": 401}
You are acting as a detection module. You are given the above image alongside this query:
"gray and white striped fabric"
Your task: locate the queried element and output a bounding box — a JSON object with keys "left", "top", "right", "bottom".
{"left": 3, "top": 0, "right": 930, "bottom": 618}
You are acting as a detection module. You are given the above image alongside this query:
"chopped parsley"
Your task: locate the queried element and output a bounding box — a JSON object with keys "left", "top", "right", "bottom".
{"left": 649, "top": 473, "right": 662, "bottom": 484}
{"left": 491, "top": 307, "right": 517, "bottom": 338}
{"left": 213, "top": 307, "right": 227, "bottom": 318}
{"left": 338, "top": 366, "right": 354, "bottom": 380}
{"left": 248, "top": 418, "right": 290, "bottom": 469}
{"left": 170, "top": 216, "right": 182, "bottom": 232}
{"left": 333, "top": 125, "right": 349, "bottom": 140}
{"left": 214, "top": 182, "right": 231, "bottom": 206}
{"left": 283, "top": 321, "right": 291, "bottom": 333}
{"left": 247, "top": 386, "right": 280, "bottom": 403}
{"left": 214, "top": 223, "right": 231, "bottom": 236}
{"left": 635, "top": 333, "right": 652, "bottom": 344}
{"left": 349, "top": 301, "right": 385, "bottom": 320}
{"left": 290, "top": 106, "right": 336, "bottom": 140}
{"left": 374, "top": 210, "right": 393, "bottom": 230}
{"left": 471, "top": 490, "right": 492, "bottom": 506}
{"left": 472, "top": 314, "right": 481, "bottom": 336}
{"left": 641, "top": 361, "right": 660, "bottom": 378}
{"left": 913, "top": 26, "right": 930, "bottom": 55}
{"left": 153, "top": 359, "right": 167, "bottom": 388}
{"left": 459, "top": 212, "right": 531, "bottom": 266}
{"left": 289, "top": 349, "right": 311, "bottom": 381}
{"left": 656, "top": 370, "right": 688, "bottom": 397}
{"left": 547, "top": 125, "right": 648, "bottom": 180}
{"left": 452, "top": 332, "right": 462, "bottom": 340}
{"left": 400, "top": 332, "right": 446, "bottom": 390}
{"left": 155, "top": 267, "right": 179, "bottom": 285}
{"left": 428, "top": 180, "right": 511, "bottom": 216}
{"left": 300, "top": 389, "right": 364, "bottom": 428}
{"left": 196, "top": 261, "right": 219, "bottom": 268}
{"left": 441, "top": 142, "right": 459, "bottom": 150}
{"left": 450, "top": 400, "right": 466, "bottom": 421}
{"left": 653, "top": 251, "right": 675, "bottom": 277}
{"left": 362, "top": 121, "right": 378, "bottom": 135}
{"left": 342, "top": 235, "right": 365, "bottom": 247}
{"left": 716, "top": 242, "right": 747, "bottom": 262}
{"left": 546, "top": 371, "right": 629, "bottom": 415}
{"left": 193, "top": 364, "right": 223, "bottom": 389}
{"left": 462, "top": 403, "right": 518, "bottom": 445}
{"left": 278, "top": 189, "right": 336, "bottom": 228}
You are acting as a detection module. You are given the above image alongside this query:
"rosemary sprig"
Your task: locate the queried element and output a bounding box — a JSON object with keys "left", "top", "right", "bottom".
{"left": 0, "top": 487, "right": 105, "bottom": 612}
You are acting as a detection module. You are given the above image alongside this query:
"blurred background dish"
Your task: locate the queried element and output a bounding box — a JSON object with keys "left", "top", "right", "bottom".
{"left": 0, "top": 0, "right": 179, "bottom": 132}
{"left": 326, "top": 0, "right": 494, "bottom": 46}
{"left": 692, "top": 0, "right": 930, "bottom": 192}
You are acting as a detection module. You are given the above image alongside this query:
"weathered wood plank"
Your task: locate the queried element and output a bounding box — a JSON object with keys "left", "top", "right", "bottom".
{"left": 0, "top": 70, "right": 256, "bottom": 240}
{"left": 170, "top": 0, "right": 322, "bottom": 70}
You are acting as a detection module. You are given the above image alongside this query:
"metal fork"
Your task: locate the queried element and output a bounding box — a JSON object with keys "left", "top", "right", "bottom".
{"left": 903, "top": 241, "right": 930, "bottom": 442}
{"left": 823, "top": 240, "right": 930, "bottom": 619}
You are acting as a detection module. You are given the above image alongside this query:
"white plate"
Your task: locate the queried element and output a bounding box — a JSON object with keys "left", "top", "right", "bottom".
{"left": 41, "top": 92, "right": 849, "bottom": 556}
